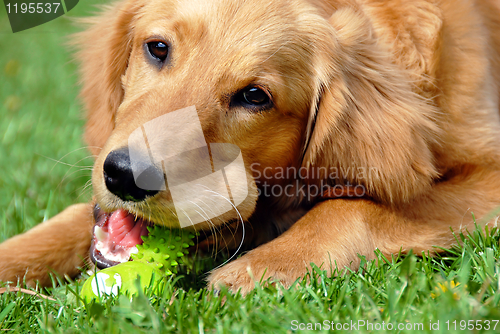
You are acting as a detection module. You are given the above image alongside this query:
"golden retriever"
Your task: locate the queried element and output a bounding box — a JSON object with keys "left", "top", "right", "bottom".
{"left": 1, "top": 0, "right": 500, "bottom": 295}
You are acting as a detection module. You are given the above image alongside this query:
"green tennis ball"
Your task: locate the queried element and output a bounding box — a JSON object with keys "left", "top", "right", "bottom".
{"left": 81, "top": 226, "right": 196, "bottom": 304}
{"left": 80, "top": 262, "right": 161, "bottom": 303}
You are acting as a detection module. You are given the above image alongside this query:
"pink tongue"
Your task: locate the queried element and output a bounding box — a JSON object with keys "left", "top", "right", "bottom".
{"left": 108, "top": 209, "right": 149, "bottom": 247}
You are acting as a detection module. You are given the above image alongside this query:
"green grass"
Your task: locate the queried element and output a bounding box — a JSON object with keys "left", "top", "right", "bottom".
{"left": 1, "top": 2, "right": 500, "bottom": 333}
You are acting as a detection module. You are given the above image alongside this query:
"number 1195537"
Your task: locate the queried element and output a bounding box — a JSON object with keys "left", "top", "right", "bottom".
{"left": 6, "top": 2, "right": 62, "bottom": 14}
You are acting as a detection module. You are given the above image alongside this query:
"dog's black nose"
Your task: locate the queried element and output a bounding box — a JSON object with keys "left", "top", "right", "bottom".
{"left": 103, "top": 148, "right": 162, "bottom": 202}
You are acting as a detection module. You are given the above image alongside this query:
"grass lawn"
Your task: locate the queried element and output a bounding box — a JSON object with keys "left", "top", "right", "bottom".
{"left": 1, "top": 1, "right": 500, "bottom": 333}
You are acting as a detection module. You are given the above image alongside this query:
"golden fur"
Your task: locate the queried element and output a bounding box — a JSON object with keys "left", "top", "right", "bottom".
{"left": 1, "top": 0, "right": 500, "bottom": 294}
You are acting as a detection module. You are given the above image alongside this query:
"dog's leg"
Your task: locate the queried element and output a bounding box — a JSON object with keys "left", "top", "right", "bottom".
{"left": 208, "top": 168, "right": 500, "bottom": 295}
{"left": 0, "top": 203, "right": 93, "bottom": 287}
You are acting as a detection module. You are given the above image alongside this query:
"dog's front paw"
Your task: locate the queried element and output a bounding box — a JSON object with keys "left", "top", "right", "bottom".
{"left": 207, "top": 247, "right": 307, "bottom": 295}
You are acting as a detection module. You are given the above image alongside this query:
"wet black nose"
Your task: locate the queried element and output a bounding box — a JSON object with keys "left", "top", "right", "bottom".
{"left": 103, "top": 148, "right": 162, "bottom": 202}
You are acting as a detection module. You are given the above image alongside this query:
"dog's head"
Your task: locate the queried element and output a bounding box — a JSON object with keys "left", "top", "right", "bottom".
{"left": 77, "top": 0, "right": 438, "bottom": 267}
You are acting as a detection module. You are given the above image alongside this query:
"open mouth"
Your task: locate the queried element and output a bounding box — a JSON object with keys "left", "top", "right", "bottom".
{"left": 90, "top": 205, "right": 151, "bottom": 269}
{"left": 90, "top": 203, "right": 231, "bottom": 269}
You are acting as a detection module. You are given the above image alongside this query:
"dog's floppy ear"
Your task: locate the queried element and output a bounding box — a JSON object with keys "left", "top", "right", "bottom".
{"left": 75, "top": 1, "right": 144, "bottom": 156}
{"left": 303, "top": 7, "right": 440, "bottom": 204}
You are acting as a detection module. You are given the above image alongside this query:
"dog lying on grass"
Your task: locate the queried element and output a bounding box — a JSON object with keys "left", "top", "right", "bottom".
{"left": 1, "top": 0, "right": 500, "bottom": 295}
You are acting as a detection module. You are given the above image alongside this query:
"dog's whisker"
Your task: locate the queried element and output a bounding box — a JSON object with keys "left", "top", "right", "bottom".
{"left": 260, "top": 41, "right": 291, "bottom": 64}
{"left": 38, "top": 146, "right": 94, "bottom": 163}
{"left": 186, "top": 199, "right": 230, "bottom": 257}
{"left": 37, "top": 153, "right": 95, "bottom": 172}
{"left": 178, "top": 208, "right": 198, "bottom": 232}
{"left": 57, "top": 169, "right": 93, "bottom": 191}
{"left": 80, "top": 145, "right": 102, "bottom": 152}
{"left": 186, "top": 202, "right": 210, "bottom": 220}
{"left": 185, "top": 201, "right": 219, "bottom": 251}
{"left": 80, "top": 178, "right": 93, "bottom": 194}
{"left": 199, "top": 189, "right": 246, "bottom": 270}
{"left": 145, "top": 201, "right": 153, "bottom": 227}
{"left": 194, "top": 196, "right": 226, "bottom": 223}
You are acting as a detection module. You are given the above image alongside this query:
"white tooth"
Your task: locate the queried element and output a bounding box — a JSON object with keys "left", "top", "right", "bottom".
{"left": 93, "top": 228, "right": 139, "bottom": 264}
{"left": 95, "top": 241, "right": 105, "bottom": 253}
{"left": 94, "top": 226, "right": 108, "bottom": 242}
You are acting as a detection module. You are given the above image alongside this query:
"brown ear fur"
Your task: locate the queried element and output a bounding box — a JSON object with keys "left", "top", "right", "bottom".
{"left": 303, "top": 7, "right": 440, "bottom": 204}
{"left": 74, "top": 1, "right": 143, "bottom": 157}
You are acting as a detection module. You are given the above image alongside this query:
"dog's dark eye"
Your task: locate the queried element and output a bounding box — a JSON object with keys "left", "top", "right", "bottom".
{"left": 242, "top": 87, "right": 270, "bottom": 105}
{"left": 147, "top": 41, "right": 169, "bottom": 62}
{"left": 234, "top": 86, "right": 272, "bottom": 110}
